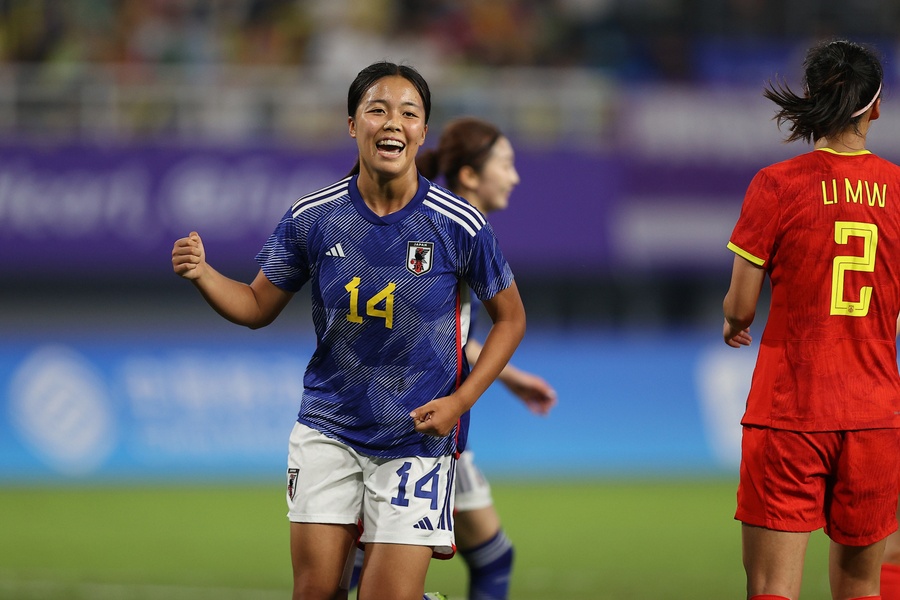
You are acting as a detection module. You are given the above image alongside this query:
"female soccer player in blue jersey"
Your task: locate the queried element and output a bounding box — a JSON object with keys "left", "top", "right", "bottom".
{"left": 348, "top": 117, "right": 557, "bottom": 600}
{"left": 172, "top": 62, "right": 526, "bottom": 600}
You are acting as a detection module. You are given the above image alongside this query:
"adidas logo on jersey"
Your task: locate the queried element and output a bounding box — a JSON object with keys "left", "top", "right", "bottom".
{"left": 325, "top": 243, "right": 345, "bottom": 257}
{"left": 413, "top": 516, "right": 434, "bottom": 531}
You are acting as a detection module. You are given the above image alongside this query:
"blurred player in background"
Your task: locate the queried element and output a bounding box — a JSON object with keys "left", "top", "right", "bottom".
{"left": 172, "top": 61, "right": 526, "bottom": 600}
{"left": 419, "top": 117, "right": 557, "bottom": 600}
{"left": 722, "top": 39, "right": 900, "bottom": 600}
{"left": 348, "top": 116, "right": 557, "bottom": 600}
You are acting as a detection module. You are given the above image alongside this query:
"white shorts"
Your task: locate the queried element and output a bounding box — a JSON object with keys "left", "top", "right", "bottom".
{"left": 285, "top": 422, "right": 457, "bottom": 557}
{"left": 454, "top": 449, "right": 494, "bottom": 512}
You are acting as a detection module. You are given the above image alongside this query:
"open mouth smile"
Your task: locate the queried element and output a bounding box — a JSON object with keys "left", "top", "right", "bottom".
{"left": 376, "top": 138, "right": 405, "bottom": 157}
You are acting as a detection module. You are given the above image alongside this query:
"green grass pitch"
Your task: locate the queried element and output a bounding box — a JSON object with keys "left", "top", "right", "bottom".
{"left": 0, "top": 478, "right": 831, "bottom": 599}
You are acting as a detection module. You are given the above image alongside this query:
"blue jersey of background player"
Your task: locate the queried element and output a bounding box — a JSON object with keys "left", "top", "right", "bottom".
{"left": 255, "top": 172, "right": 513, "bottom": 458}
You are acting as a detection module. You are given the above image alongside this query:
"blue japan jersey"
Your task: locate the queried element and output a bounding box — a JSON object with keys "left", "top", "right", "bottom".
{"left": 256, "top": 174, "right": 514, "bottom": 458}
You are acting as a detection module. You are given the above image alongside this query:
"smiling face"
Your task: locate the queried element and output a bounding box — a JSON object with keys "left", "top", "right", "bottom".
{"left": 348, "top": 75, "right": 428, "bottom": 181}
{"left": 469, "top": 136, "right": 519, "bottom": 214}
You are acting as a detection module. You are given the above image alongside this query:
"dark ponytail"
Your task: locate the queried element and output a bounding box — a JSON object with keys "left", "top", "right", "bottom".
{"left": 764, "top": 39, "right": 883, "bottom": 143}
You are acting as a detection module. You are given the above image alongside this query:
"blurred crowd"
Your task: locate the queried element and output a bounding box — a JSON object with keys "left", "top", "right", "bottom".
{"left": 1, "top": 0, "right": 898, "bottom": 82}
{"left": 5, "top": 0, "right": 895, "bottom": 322}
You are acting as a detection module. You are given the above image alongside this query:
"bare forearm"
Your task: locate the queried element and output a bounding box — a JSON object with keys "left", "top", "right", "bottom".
{"left": 192, "top": 267, "right": 288, "bottom": 329}
{"left": 723, "top": 255, "right": 765, "bottom": 331}
{"left": 410, "top": 283, "right": 526, "bottom": 437}
{"left": 723, "top": 293, "right": 755, "bottom": 332}
{"left": 192, "top": 270, "right": 259, "bottom": 328}
{"left": 173, "top": 232, "right": 290, "bottom": 329}
{"left": 456, "top": 318, "right": 525, "bottom": 410}
{"left": 466, "top": 337, "right": 521, "bottom": 386}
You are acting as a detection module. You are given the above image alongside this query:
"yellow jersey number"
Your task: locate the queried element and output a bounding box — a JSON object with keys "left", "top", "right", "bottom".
{"left": 345, "top": 277, "right": 396, "bottom": 328}
{"left": 831, "top": 221, "right": 877, "bottom": 317}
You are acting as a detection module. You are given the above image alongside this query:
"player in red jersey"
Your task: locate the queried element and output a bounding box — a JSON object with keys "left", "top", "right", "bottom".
{"left": 723, "top": 39, "right": 900, "bottom": 600}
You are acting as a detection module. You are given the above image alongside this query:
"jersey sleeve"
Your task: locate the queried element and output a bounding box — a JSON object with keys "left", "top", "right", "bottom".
{"left": 255, "top": 207, "right": 310, "bottom": 292}
{"left": 463, "top": 220, "right": 514, "bottom": 301}
{"left": 728, "top": 169, "right": 781, "bottom": 267}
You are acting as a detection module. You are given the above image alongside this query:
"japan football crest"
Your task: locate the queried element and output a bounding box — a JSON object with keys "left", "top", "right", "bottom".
{"left": 287, "top": 468, "right": 299, "bottom": 501}
{"left": 407, "top": 241, "right": 434, "bottom": 276}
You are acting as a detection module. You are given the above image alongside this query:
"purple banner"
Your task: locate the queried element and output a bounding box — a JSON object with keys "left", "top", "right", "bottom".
{"left": 0, "top": 141, "right": 745, "bottom": 279}
{"left": 0, "top": 142, "right": 356, "bottom": 278}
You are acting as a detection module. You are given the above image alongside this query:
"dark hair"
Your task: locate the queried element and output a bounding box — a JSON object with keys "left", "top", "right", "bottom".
{"left": 345, "top": 61, "right": 432, "bottom": 177}
{"left": 347, "top": 61, "right": 431, "bottom": 123}
{"left": 764, "top": 39, "right": 883, "bottom": 143}
{"left": 417, "top": 117, "right": 502, "bottom": 190}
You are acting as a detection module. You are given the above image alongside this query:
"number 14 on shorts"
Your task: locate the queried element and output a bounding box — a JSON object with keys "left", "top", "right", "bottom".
{"left": 390, "top": 460, "right": 453, "bottom": 531}
{"left": 392, "top": 461, "right": 442, "bottom": 509}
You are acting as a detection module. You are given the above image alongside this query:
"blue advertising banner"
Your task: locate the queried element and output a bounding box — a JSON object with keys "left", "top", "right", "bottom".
{"left": 0, "top": 328, "right": 755, "bottom": 483}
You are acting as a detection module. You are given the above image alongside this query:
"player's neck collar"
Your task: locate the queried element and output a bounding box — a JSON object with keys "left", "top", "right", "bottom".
{"left": 815, "top": 147, "right": 871, "bottom": 157}
{"left": 349, "top": 174, "right": 429, "bottom": 225}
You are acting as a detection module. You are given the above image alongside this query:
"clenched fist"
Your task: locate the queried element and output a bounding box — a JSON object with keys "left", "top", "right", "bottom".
{"left": 172, "top": 231, "right": 206, "bottom": 280}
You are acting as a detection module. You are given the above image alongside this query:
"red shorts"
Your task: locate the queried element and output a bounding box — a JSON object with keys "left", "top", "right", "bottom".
{"left": 736, "top": 426, "right": 900, "bottom": 546}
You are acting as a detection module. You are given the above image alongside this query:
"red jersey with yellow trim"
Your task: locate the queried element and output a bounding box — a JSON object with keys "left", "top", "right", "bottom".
{"left": 728, "top": 148, "right": 900, "bottom": 431}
